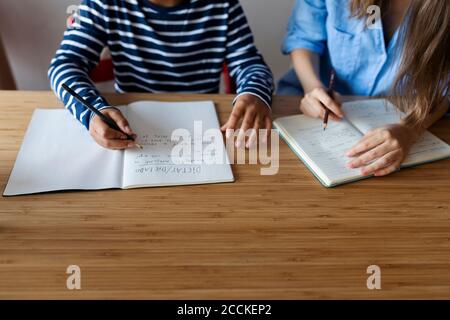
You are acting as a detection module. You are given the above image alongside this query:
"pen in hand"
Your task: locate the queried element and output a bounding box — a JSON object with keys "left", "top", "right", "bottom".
{"left": 62, "top": 83, "right": 143, "bottom": 149}
{"left": 323, "top": 70, "right": 336, "bottom": 131}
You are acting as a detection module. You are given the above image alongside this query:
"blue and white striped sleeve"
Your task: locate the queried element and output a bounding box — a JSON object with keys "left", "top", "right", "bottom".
{"left": 225, "top": 0, "right": 274, "bottom": 109}
{"left": 48, "top": 0, "right": 111, "bottom": 129}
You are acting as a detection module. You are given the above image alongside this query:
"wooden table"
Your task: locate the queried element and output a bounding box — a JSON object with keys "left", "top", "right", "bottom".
{"left": 0, "top": 91, "right": 449, "bottom": 299}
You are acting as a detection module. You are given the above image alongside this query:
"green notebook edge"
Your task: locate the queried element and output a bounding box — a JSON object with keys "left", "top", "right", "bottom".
{"left": 273, "top": 120, "right": 450, "bottom": 188}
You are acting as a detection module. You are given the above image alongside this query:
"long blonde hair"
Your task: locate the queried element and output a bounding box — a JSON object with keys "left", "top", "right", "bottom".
{"left": 350, "top": 0, "right": 450, "bottom": 126}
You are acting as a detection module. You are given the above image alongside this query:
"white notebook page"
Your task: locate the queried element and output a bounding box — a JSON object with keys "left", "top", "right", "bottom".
{"left": 343, "top": 99, "right": 401, "bottom": 133}
{"left": 3, "top": 109, "right": 123, "bottom": 196}
{"left": 275, "top": 99, "right": 450, "bottom": 186}
{"left": 122, "top": 101, "right": 234, "bottom": 188}
{"left": 343, "top": 99, "right": 450, "bottom": 165}
{"left": 275, "top": 115, "right": 362, "bottom": 184}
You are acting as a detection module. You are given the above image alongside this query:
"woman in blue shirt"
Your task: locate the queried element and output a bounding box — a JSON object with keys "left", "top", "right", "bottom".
{"left": 278, "top": 0, "right": 449, "bottom": 176}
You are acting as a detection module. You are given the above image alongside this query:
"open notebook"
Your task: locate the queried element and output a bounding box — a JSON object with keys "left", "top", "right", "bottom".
{"left": 274, "top": 99, "right": 450, "bottom": 187}
{"left": 4, "top": 101, "right": 234, "bottom": 196}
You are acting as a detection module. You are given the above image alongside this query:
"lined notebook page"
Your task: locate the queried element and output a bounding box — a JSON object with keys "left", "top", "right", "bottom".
{"left": 275, "top": 99, "right": 450, "bottom": 187}
{"left": 275, "top": 115, "right": 363, "bottom": 185}
{"left": 343, "top": 99, "right": 400, "bottom": 133}
{"left": 403, "top": 131, "right": 450, "bottom": 166}
{"left": 343, "top": 99, "right": 450, "bottom": 166}
{"left": 121, "top": 101, "right": 234, "bottom": 188}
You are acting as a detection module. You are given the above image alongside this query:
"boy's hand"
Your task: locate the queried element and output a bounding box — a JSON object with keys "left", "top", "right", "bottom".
{"left": 89, "top": 108, "right": 137, "bottom": 150}
{"left": 221, "top": 93, "right": 272, "bottom": 149}
{"left": 346, "top": 124, "right": 417, "bottom": 176}
{"left": 300, "top": 87, "right": 343, "bottom": 121}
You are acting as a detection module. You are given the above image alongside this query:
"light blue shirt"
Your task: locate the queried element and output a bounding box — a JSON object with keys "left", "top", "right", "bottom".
{"left": 278, "top": 0, "right": 402, "bottom": 97}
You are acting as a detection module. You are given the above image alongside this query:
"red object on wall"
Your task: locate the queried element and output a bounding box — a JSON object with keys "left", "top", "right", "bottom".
{"left": 90, "top": 58, "right": 115, "bottom": 83}
{"left": 89, "top": 60, "right": 236, "bottom": 92}
{"left": 222, "top": 64, "right": 236, "bottom": 94}
{"left": 89, "top": 60, "right": 236, "bottom": 90}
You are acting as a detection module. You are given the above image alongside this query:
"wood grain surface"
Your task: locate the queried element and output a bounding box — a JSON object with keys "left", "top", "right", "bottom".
{"left": 0, "top": 91, "right": 449, "bottom": 299}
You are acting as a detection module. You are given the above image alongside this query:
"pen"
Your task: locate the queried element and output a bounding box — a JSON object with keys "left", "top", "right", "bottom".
{"left": 323, "top": 69, "right": 336, "bottom": 131}
{"left": 62, "top": 83, "right": 143, "bottom": 149}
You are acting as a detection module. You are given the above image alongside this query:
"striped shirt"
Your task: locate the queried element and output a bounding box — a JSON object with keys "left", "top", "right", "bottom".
{"left": 48, "top": 0, "right": 274, "bottom": 129}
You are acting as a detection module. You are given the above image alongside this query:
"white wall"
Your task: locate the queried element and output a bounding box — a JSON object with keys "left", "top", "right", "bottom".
{"left": 0, "top": 0, "right": 75, "bottom": 90}
{"left": 240, "top": 0, "right": 294, "bottom": 81}
{"left": 0, "top": 0, "right": 294, "bottom": 90}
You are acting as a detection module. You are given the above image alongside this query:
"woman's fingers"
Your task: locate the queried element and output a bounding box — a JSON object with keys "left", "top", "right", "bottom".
{"left": 247, "top": 115, "right": 263, "bottom": 148}
{"left": 263, "top": 115, "right": 272, "bottom": 143}
{"left": 373, "top": 161, "right": 402, "bottom": 177}
{"left": 347, "top": 131, "right": 385, "bottom": 157}
{"left": 104, "top": 139, "right": 135, "bottom": 150}
{"left": 232, "top": 106, "right": 256, "bottom": 148}
{"left": 221, "top": 106, "right": 243, "bottom": 138}
{"left": 301, "top": 88, "right": 343, "bottom": 121}
{"left": 333, "top": 91, "right": 342, "bottom": 104}
{"left": 92, "top": 131, "right": 134, "bottom": 150}
{"left": 106, "top": 109, "right": 134, "bottom": 136}
{"left": 303, "top": 95, "right": 327, "bottom": 119}
{"left": 88, "top": 108, "right": 138, "bottom": 150}
{"left": 348, "top": 142, "right": 390, "bottom": 168}
{"left": 237, "top": 109, "right": 256, "bottom": 148}
{"left": 314, "top": 88, "right": 343, "bottom": 118}
{"left": 328, "top": 113, "right": 341, "bottom": 122}
{"left": 94, "top": 120, "right": 127, "bottom": 140}
{"left": 360, "top": 150, "right": 400, "bottom": 175}
{"left": 346, "top": 124, "right": 413, "bottom": 177}
{"left": 221, "top": 104, "right": 273, "bottom": 148}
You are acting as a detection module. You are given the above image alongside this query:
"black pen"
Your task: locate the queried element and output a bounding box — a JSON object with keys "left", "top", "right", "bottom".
{"left": 62, "top": 83, "right": 142, "bottom": 149}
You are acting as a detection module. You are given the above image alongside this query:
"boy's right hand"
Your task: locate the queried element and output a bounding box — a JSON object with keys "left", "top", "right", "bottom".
{"left": 89, "top": 108, "right": 137, "bottom": 150}
{"left": 300, "top": 87, "right": 344, "bottom": 121}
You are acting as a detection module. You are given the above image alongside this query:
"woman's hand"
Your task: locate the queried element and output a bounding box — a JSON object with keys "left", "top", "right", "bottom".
{"left": 346, "top": 124, "right": 418, "bottom": 176}
{"left": 300, "top": 87, "right": 344, "bottom": 121}
{"left": 221, "top": 93, "right": 272, "bottom": 149}
{"left": 89, "top": 108, "right": 137, "bottom": 150}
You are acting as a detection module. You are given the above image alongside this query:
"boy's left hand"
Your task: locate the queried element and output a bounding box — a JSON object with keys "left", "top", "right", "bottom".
{"left": 346, "top": 124, "right": 418, "bottom": 176}
{"left": 221, "top": 93, "right": 272, "bottom": 149}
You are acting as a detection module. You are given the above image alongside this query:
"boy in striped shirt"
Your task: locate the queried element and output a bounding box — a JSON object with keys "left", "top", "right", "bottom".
{"left": 49, "top": 0, "right": 274, "bottom": 149}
